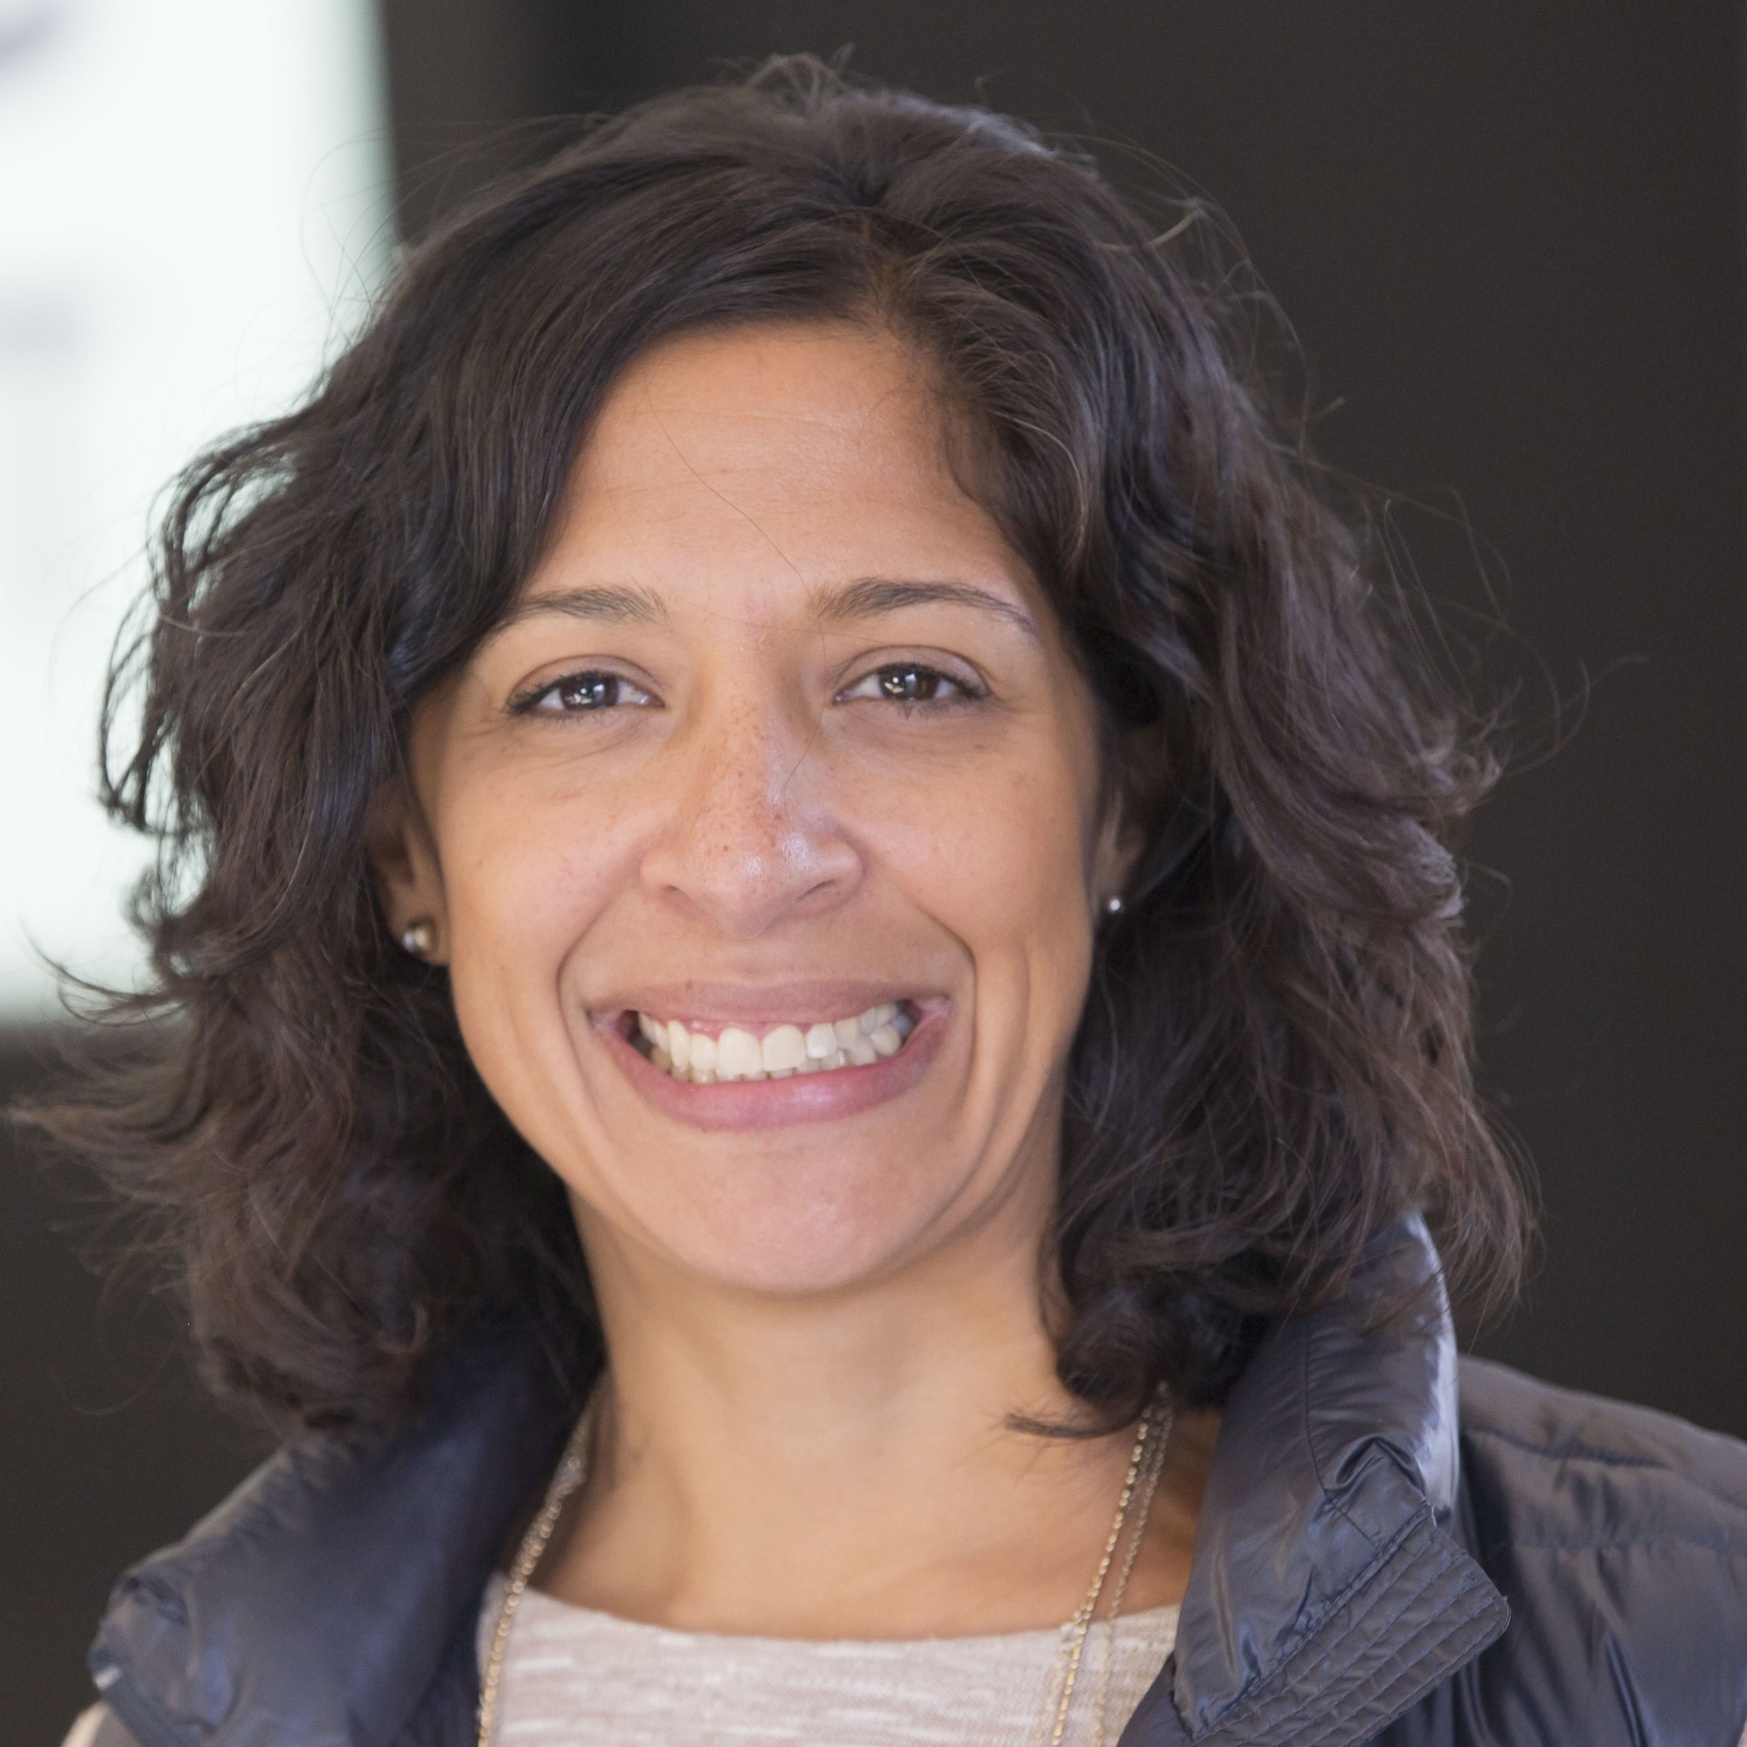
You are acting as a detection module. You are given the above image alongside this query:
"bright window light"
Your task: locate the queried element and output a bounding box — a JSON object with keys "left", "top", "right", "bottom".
{"left": 0, "top": 0, "right": 392, "bottom": 1019}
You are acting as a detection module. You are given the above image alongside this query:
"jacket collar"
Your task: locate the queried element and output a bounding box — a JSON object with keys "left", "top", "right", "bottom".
{"left": 91, "top": 1219, "right": 1505, "bottom": 1747}
{"left": 89, "top": 1318, "right": 581, "bottom": 1747}
{"left": 1119, "top": 1215, "right": 1508, "bottom": 1744}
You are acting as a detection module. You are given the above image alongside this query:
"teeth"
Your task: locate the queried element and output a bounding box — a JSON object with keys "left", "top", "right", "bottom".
{"left": 717, "top": 1028, "right": 762, "bottom": 1081}
{"left": 635, "top": 1002, "right": 917, "bottom": 1083}
{"left": 761, "top": 1025, "right": 807, "bottom": 1073}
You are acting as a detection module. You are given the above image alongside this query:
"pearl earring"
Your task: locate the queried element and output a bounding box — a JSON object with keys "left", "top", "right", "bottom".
{"left": 401, "top": 919, "right": 437, "bottom": 957}
{"left": 1104, "top": 895, "right": 1124, "bottom": 916}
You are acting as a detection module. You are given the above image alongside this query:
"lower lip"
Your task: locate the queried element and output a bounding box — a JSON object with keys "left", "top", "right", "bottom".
{"left": 598, "top": 1005, "right": 948, "bottom": 1132}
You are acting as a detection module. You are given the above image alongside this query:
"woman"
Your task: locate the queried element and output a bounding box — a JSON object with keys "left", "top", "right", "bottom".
{"left": 47, "top": 58, "right": 1747, "bottom": 1747}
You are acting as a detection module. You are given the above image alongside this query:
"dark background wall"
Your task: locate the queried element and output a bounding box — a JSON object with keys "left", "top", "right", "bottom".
{"left": 7, "top": 3, "right": 1744, "bottom": 1736}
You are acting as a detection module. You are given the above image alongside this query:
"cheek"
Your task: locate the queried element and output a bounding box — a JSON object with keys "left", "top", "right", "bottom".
{"left": 435, "top": 767, "right": 641, "bottom": 1031}
{"left": 863, "top": 749, "right": 1097, "bottom": 1019}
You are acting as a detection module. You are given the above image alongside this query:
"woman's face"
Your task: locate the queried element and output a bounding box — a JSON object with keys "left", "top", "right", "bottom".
{"left": 380, "top": 322, "right": 1125, "bottom": 1298}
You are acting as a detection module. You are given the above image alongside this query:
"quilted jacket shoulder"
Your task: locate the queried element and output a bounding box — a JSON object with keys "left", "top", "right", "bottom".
{"left": 1379, "top": 1356, "right": 1747, "bottom": 1745}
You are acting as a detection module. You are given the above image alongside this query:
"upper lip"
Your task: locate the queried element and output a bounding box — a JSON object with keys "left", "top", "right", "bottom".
{"left": 590, "top": 980, "right": 937, "bottom": 1028}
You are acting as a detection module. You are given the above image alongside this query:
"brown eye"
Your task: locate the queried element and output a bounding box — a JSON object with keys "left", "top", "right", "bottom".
{"left": 516, "top": 671, "right": 658, "bottom": 714}
{"left": 879, "top": 665, "right": 944, "bottom": 702}
{"left": 560, "top": 674, "right": 621, "bottom": 709}
{"left": 840, "top": 662, "right": 980, "bottom": 707}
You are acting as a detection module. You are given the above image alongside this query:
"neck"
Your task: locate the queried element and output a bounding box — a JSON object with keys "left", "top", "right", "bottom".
{"left": 538, "top": 1178, "right": 1212, "bottom": 1639}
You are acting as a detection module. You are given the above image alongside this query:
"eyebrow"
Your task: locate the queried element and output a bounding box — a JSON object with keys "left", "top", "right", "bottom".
{"left": 492, "top": 577, "right": 1037, "bottom": 639}
{"left": 812, "top": 577, "right": 1039, "bottom": 640}
{"left": 494, "top": 585, "right": 668, "bottom": 630}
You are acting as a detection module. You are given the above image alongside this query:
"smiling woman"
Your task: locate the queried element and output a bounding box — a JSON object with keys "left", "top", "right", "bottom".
{"left": 31, "top": 54, "right": 1747, "bottom": 1747}
{"left": 375, "top": 326, "right": 1116, "bottom": 1305}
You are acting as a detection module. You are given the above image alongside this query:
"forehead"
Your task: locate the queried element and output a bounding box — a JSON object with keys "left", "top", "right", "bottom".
{"left": 527, "top": 321, "right": 1028, "bottom": 616}
{"left": 575, "top": 320, "right": 946, "bottom": 497}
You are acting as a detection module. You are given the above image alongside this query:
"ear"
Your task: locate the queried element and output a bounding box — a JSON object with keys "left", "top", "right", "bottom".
{"left": 1091, "top": 793, "right": 1146, "bottom": 916}
{"left": 366, "top": 774, "right": 450, "bottom": 963}
{"left": 1090, "top": 720, "right": 1164, "bottom": 915}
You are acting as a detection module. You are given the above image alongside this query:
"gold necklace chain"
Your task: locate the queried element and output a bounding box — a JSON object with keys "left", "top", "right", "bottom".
{"left": 477, "top": 1387, "right": 1173, "bottom": 1747}
{"left": 476, "top": 1401, "right": 595, "bottom": 1747}
{"left": 1039, "top": 1390, "right": 1173, "bottom": 1747}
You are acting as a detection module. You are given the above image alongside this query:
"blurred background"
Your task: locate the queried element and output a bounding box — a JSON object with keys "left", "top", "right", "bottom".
{"left": 4, "top": 0, "right": 1743, "bottom": 1734}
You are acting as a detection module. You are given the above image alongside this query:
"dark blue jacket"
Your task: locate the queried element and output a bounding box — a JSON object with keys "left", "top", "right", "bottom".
{"left": 85, "top": 1223, "right": 1747, "bottom": 1746}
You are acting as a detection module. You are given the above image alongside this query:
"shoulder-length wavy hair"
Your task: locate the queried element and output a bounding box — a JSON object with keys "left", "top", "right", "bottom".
{"left": 31, "top": 57, "right": 1525, "bottom": 1434}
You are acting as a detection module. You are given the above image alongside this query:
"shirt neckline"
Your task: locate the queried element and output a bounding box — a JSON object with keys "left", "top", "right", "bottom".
{"left": 497, "top": 1574, "right": 1182, "bottom": 1653}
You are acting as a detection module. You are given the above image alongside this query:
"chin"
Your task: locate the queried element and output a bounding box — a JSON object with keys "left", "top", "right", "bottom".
{"left": 598, "top": 1153, "right": 968, "bottom": 1301}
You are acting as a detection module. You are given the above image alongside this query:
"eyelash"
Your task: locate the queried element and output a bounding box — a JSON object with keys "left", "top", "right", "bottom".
{"left": 835, "top": 662, "right": 986, "bottom": 709}
{"left": 510, "top": 660, "right": 985, "bottom": 717}
{"left": 510, "top": 671, "right": 657, "bottom": 715}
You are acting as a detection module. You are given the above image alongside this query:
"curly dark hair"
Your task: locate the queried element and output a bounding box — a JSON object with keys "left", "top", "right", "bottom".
{"left": 28, "top": 56, "right": 1526, "bottom": 1435}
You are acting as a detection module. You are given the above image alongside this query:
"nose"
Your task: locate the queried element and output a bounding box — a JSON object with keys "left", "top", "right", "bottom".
{"left": 639, "top": 697, "right": 862, "bottom": 938}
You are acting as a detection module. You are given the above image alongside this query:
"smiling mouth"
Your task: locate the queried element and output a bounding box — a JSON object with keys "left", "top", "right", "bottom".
{"left": 630, "top": 1002, "right": 919, "bottom": 1084}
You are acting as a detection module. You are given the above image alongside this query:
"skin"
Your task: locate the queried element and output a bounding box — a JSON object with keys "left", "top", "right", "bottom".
{"left": 372, "top": 320, "right": 1215, "bottom": 1639}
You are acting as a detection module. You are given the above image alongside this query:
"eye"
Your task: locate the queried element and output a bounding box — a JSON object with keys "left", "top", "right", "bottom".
{"left": 513, "top": 670, "right": 658, "bottom": 714}
{"left": 837, "top": 662, "right": 983, "bottom": 708}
